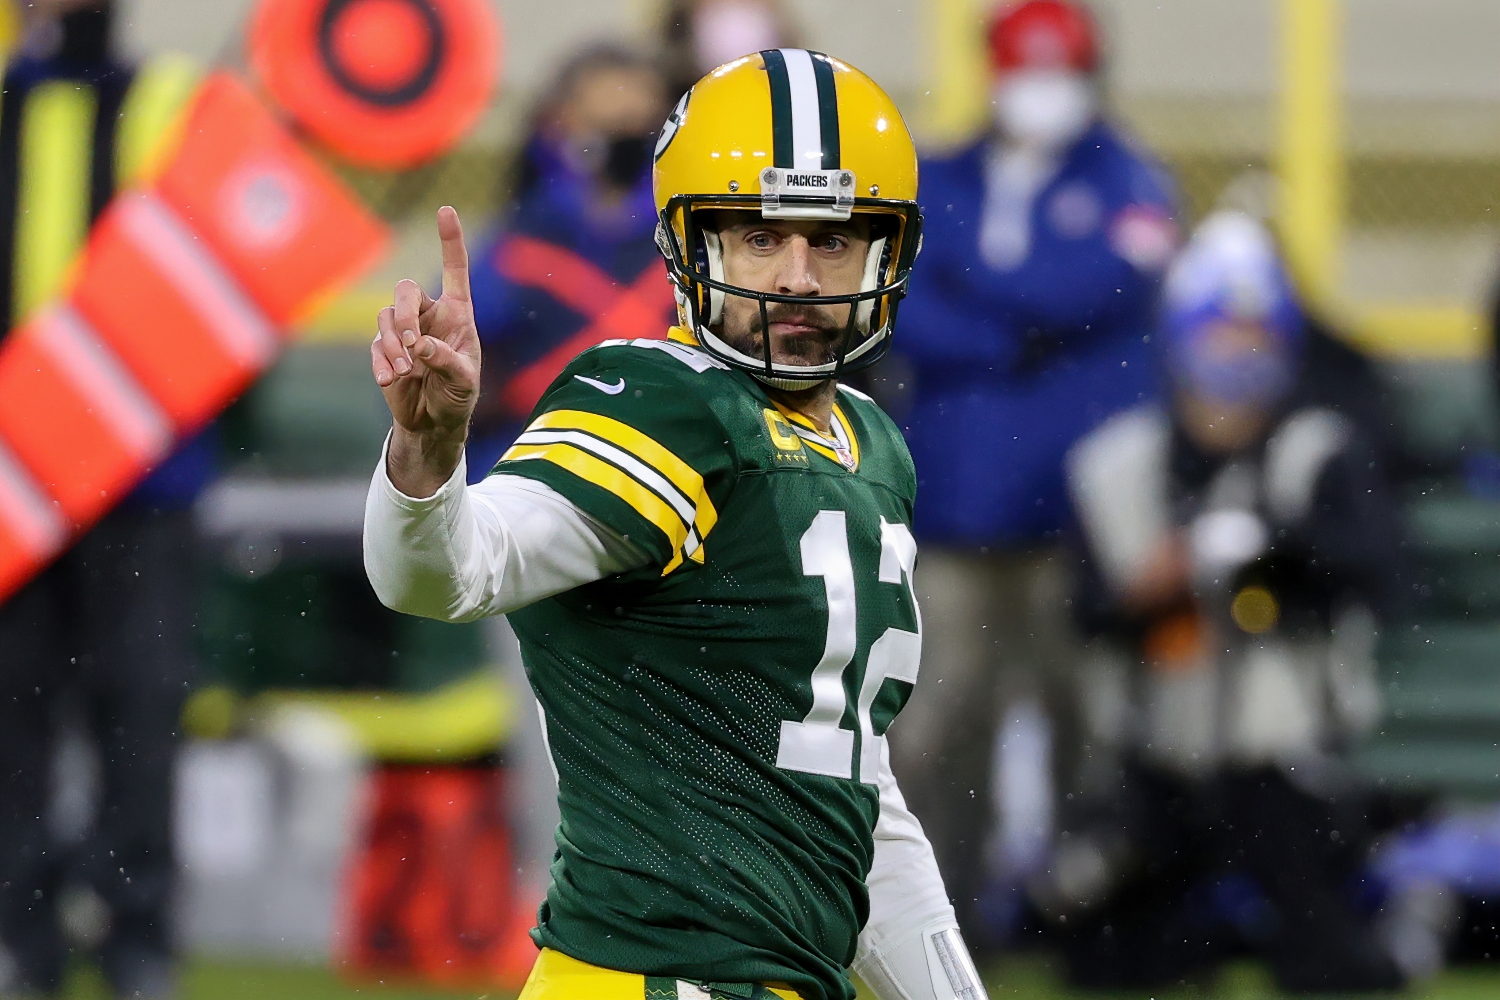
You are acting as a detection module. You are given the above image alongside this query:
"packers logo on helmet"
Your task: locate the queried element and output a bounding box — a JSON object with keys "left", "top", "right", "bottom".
{"left": 652, "top": 49, "right": 922, "bottom": 387}
{"left": 655, "top": 90, "right": 690, "bottom": 161}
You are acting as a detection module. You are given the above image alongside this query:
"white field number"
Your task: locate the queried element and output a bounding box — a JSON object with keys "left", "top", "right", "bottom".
{"left": 776, "top": 510, "right": 920, "bottom": 783}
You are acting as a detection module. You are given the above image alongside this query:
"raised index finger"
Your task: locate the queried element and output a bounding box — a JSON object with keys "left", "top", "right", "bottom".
{"left": 436, "top": 206, "right": 470, "bottom": 303}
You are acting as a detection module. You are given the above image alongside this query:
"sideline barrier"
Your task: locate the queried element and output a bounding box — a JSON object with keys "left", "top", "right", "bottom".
{"left": 336, "top": 763, "right": 532, "bottom": 987}
{"left": 0, "top": 71, "right": 389, "bottom": 601}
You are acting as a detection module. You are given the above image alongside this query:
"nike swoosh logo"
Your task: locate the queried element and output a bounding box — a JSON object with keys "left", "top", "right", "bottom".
{"left": 574, "top": 375, "right": 625, "bottom": 395}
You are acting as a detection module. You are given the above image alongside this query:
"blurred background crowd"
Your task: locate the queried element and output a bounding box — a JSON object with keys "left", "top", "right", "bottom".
{"left": 1, "top": 0, "right": 1499, "bottom": 998}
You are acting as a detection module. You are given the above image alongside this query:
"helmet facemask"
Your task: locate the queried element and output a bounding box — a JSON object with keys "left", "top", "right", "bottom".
{"left": 655, "top": 197, "right": 920, "bottom": 389}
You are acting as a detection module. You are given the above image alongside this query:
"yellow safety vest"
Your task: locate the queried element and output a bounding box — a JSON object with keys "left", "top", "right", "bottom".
{"left": 1, "top": 52, "right": 199, "bottom": 325}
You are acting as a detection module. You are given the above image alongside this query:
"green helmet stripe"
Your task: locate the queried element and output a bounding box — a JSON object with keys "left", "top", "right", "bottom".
{"left": 759, "top": 49, "right": 794, "bottom": 169}
{"left": 810, "top": 51, "right": 841, "bottom": 170}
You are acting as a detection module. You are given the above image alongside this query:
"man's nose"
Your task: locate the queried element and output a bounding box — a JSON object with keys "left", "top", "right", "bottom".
{"left": 777, "top": 236, "right": 821, "bottom": 297}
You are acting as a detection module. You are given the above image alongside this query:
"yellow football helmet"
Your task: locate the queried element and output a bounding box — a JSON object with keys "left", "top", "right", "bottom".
{"left": 652, "top": 49, "right": 921, "bottom": 386}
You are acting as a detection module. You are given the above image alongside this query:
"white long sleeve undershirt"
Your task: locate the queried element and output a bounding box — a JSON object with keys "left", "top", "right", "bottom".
{"left": 363, "top": 436, "right": 650, "bottom": 620}
{"left": 362, "top": 439, "right": 982, "bottom": 1000}
{"left": 857, "top": 742, "right": 982, "bottom": 1000}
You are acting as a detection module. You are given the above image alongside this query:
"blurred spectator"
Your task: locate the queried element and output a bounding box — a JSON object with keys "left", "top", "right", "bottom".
{"left": 659, "top": 0, "right": 796, "bottom": 100}
{"left": 1055, "top": 211, "right": 1404, "bottom": 991}
{"left": 886, "top": 0, "right": 1177, "bottom": 936}
{"left": 465, "top": 44, "right": 672, "bottom": 479}
{"left": 0, "top": 2, "right": 207, "bottom": 997}
{"left": 1209, "top": 171, "right": 1400, "bottom": 475}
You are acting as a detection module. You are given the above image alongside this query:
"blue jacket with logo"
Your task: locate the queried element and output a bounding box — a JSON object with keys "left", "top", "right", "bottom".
{"left": 894, "top": 120, "right": 1176, "bottom": 546}
{"left": 465, "top": 141, "right": 674, "bottom": 481}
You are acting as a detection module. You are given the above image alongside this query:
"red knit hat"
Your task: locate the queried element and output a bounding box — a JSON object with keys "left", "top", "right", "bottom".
{"left": 988, "top": 0, "right": 1099, "bottom": 73}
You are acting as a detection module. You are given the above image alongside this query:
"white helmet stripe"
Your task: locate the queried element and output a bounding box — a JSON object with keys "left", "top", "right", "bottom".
{"left": 780, "top": 48, "right": 825, "bottom": 171}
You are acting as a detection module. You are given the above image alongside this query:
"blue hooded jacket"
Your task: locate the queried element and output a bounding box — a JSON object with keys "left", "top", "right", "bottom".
{"left": 895, "top": 120, "right": 1176, "bottom": 546}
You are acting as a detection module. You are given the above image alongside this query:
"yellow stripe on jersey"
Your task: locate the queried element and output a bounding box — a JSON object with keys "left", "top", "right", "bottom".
{"left": 518, "top": 948, "right": 643, "bottom": 1000}
{"left": 500, "top": 442, "right": 692, "bottom": 574}
{"left": 517, "top": 948, "right": 805, "bottom": 1000}
{"left": 801, "top": 441, "right": 841, "bottom": 465}
{"left": 828, "top": 404, "right": 864, "bottom": 467}
{"left": 834, "top": 404, "right": 860, "bottom": 466}
{"left": 529, "top": 409, "right": 719, "bottom": 544}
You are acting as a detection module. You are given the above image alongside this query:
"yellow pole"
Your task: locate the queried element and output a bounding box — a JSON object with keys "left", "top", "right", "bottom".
{"left": 1276, "top": 0, "right": 1344, "bottom": 309}
{"left": 925, "top": 0, "right": 991, "bottom": 149}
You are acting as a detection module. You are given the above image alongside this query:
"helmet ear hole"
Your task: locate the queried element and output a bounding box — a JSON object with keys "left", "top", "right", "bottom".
{"left": 875, "top": 236, "right": 896, "bottom": 328}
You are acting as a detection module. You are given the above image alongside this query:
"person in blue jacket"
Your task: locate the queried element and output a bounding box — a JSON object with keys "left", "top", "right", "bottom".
{"left": 885, "top": 0, "right": 1178, "bottom": 939}
{"left": 465, "top": 45, "right": 673, "bottom": 482}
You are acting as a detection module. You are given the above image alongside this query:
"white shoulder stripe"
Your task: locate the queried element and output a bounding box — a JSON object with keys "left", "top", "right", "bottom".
{"left": 514, "top": 429, "right": 702, "bottom": 556}
{"left": 631, "top": 338, "right": 729, "bottom": 371}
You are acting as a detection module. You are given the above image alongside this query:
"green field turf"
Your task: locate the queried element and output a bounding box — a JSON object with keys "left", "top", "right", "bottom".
{"left": 47, "top": 953, "right": 1500, "bottom": 1000}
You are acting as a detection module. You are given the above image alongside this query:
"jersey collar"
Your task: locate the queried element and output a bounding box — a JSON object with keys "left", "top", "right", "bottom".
{"left": 773, "top": 401, "right": 860, "bottom": 471}
{"left": 674, "top": 325, "right": 862, "bottom": 471}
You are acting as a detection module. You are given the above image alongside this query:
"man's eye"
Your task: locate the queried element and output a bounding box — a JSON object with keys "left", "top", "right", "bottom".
{"left": 818, "top": 236, "right": 848, "bottom": 252}
{"left": 748, "top": 233, "right": 776, "bottom": 249}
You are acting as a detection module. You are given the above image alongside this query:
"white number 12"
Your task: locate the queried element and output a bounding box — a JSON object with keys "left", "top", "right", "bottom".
{"left": 776, "top": 510, "right": 920, "bottom": 784}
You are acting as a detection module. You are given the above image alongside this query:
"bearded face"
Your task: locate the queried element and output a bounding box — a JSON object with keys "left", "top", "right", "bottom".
{"left": 709, "top": 213, "right": 873, "bottom": 373}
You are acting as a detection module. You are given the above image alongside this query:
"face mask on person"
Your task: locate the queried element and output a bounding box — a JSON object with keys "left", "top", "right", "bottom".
{"left": 1161, "top": 211, "right": 1304, "bottom": 411}
{"left": 992, "top": 68, "right": 1095, "bottom": 151}
{"left": 561, "top": 130, "right": 656, "bottom": 189}
{"left": 1170, "top": 319, "right": 1295, "bottom": 410}
{"left": 601, "top": 132, "right": 654, "bottom": 188}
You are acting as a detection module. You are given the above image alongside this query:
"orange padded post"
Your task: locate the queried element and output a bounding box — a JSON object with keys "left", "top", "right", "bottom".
{"left": 0, "top": 438, "right": 68, "bottom": 598}
{"left": 154, "top": 72, "right": 390, "bottom": 326}
{"left": 0, "top": 70, "right": 390, "bottom": 603}
{"left": 71, "top": 192, "right": 280, "bottom": 430}
{"left": 0, "top": 307, "right": 172, "bottom": 526}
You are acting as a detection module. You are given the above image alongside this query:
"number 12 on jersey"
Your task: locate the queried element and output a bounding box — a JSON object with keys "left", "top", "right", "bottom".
{"left": 776, "top": 510, "right": 920, "bottom": 784}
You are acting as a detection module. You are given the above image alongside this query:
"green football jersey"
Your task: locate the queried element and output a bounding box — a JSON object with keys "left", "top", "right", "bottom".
{"left": 493, "top": 333, "right": 922, "bottom": 1000}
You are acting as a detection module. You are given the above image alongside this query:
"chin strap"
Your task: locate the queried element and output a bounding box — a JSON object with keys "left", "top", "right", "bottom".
{"left": 749, "top": 370, "right": 834, "bottom": 392}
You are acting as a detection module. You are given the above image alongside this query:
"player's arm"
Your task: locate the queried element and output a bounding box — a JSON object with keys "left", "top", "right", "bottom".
{"left": 854, "top": 753, "right": 988, "bottom": 1000}
{"left": 363, "top": 440, "right": 650, "bottom": 621}
{"left": 364, "top": 208, "right": 651, "bottom": 620}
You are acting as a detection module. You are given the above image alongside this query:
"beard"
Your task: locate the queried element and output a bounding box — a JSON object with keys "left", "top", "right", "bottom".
{"left": 723, "top": 300, "right": 849, "bottom": 368}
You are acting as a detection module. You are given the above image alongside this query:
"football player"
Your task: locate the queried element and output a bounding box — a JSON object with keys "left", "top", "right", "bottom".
{"left": 364, "top": 50, "right": 986, "bottom": 1000}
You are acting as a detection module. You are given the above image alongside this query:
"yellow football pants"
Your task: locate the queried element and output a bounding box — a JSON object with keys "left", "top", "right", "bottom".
{"left": 518, "top": 947, "right": 803, "bottom": 1000}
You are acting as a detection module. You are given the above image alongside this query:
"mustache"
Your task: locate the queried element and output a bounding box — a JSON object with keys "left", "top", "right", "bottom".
{"left": 748, "top": 303, "right": 845, "bottom": 336}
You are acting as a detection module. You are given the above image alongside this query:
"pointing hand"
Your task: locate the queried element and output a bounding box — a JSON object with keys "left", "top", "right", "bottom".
{"left": 371, "top": 207, "right": 482, "bottom": 496}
